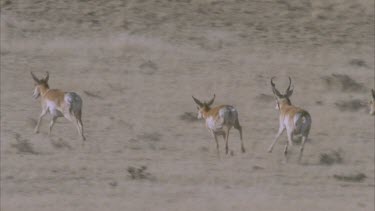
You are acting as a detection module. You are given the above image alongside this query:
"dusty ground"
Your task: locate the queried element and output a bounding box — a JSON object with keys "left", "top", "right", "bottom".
{"left": 1, "top": 0, "right": 374, "bottom": 210}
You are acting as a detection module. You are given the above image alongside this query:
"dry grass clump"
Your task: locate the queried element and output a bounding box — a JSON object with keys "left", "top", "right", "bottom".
{"left": 319, "top": 150, "right": 343, "bottom": 165}
{"left": 334, "top": 99, "right": 366, "bottom": 112}
{"left": 127, "top": 165, "right": 154, "bottom": 181}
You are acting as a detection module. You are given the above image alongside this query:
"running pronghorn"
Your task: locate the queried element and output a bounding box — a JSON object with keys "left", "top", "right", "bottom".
{"left": 31, "top": 72, "right": 86, "bottom": 142}
{"left": 369, "top": 89, "right": 375, "bottom": 116}
{"left": 267, "top": 77, "right": 311, "bottom": 162}
{"left": 192, "top": 94, "right": 245, "bottom": 156}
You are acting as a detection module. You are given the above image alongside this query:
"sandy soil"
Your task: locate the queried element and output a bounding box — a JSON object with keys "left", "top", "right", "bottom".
{"left": 1, "top": 0, "right": 374, "bottom": 210}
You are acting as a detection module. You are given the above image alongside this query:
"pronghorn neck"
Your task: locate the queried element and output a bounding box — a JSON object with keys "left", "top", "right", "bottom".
{"left": 39, "top": 84, "right": 50, "bottom": 97}
{"left": 201, "top": 106, "right": 212, "bottom": 119}
{"left": 278, "top": 98, "right": 292, "bottom": 110}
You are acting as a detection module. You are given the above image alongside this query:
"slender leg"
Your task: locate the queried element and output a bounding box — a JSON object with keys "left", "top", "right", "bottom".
{"left": 298, "top": 136, "right": 307, "bottom": 163}
{"left": 76, "top": 118, "right": 86, "bottom": 141}
{"left": 34, "top": 108, "right": 48, "bottom": 133}
{"left": 224, "top": 127, "right": 230, "bottom": 154}
{"left": 212, "top": 132, "right": 220, "bottom": 158}
{"left": 74, "top": 110, "right": 86, "bottom": 142}
{"left": 234, "top": 120, "right": 245, "bottom": 153}
{"left": 268, "top": 126, "right": 285, "bottom": 153}
{"left": 48, "top": 116, "right": 58, "bottom": 136}
{"left": 287, "top": 130, "right": 294, "bottom": 146}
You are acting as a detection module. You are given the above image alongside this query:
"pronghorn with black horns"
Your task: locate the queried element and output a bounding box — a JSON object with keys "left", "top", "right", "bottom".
{"left": 31, "top": 71, "right": 86, "bottom": 142}
{"left": 268, "top": 77, "right": 311, "bottom": 162}
{"left": 192, "top": 94, "right": 245, "bottom": 156}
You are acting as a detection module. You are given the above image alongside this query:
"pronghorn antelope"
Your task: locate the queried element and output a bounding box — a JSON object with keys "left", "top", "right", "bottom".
{"left": 369, "top": 89, "right": 375, "bottom": 116}
{"left": 31, "top": 72, "right": 86, "bottom": 141}
{"left": 267, "top": 77, "right": 311, "bottom": 162}
{"left": 192, "top": 94, "right": 245, "bottom": 155}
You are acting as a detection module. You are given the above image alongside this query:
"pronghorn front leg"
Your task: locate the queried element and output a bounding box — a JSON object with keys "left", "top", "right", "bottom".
{"left": 212, "top": 132, "right": 220, "bottom": 157}
{"left": 234, "top": 119, "right": 245, "bottom": 153}
{"left": 268, "top": 126, "right": 285, "bottom": 153}
{"left": 48, "top": 116, "right": 58, "bottom": 136}
{"left": 34, "top": 107, "right": 48, "bottom": 133}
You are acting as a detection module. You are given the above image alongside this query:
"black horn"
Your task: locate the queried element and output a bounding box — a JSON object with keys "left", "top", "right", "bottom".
{"left": 30, "top": 72, "right": 40, "bottom": 83}
{"left": 270, "top": 77, "right": 282, "bottom": 97}
{"left": 285, "top": 76, "right": 292, "bottom": 93}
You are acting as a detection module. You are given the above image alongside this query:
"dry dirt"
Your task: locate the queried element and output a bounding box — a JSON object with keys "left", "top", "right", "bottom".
{"left": 1, "top": 0, "right": 374, "bottom": 210}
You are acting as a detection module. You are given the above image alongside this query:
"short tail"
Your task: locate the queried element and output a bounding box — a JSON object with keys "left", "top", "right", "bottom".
{"left": 64, "top": 92, "right": 83, "bottom": 117}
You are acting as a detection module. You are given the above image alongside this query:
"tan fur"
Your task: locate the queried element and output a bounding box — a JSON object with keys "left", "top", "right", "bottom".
{"left": 201, "top": 105, "right": 226, "bottom": 119}
{"left": 31, "top": 72, "right": 85, "bottom": 142}
{"left": 193, "top": 95, "right": 245, "bottom": 156}
{"left": 268, "top": 77, "right": 311, "bottom": 162}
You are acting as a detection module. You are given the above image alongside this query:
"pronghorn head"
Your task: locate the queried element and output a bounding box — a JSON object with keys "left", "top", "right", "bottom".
{"left": 369, "top": 89, "right": 375, "bottom": 116}
{"left": 192, "top": 94, "right": 215, "bottom": 119}
{"left": 270, "top": 77, "right": 294, "bottom": 110}
{"left": 31, "top": 71, "right": 49, "bottom": 99}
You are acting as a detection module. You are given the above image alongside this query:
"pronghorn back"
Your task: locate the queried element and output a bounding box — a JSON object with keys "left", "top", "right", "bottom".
{"left": 219, "top": 105, "right": 238, "bottom": 125}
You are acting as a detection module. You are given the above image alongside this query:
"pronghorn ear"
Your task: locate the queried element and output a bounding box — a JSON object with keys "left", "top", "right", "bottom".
{"left": 192, "top": 96, "right": 203, "bottom": 107}
{"left": 44, "top": 71, "right": 49, "bottom": 82}
{"left": 206, "top": 94, "right": 215, "bottom": 106}
{"left": 30, "top": 72, "right": 40, "bottom": 83}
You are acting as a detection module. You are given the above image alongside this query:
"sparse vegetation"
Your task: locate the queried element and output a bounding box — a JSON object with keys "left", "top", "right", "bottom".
{"left": 11, "top": 134, "right": 38, "bottom": 155}
{"left": 179, "top": 112, "right": 199, "bottom": 122}
{"left": 333, "top": 173, "right": 366, "bottom": 182}
{"left": 334, "top": 99, "right": 366, "bottom": 112}
{"left": 321, "top": 74, "right": 366, "bottom": 92}
{"left": 349, "top": 59, "right": 368, "bottom": 68}
{"left": 137, "top": 132, "right": 162, "bottom": 142}
{"left": 127, "top": 166, "right": 154, "bottom": 181}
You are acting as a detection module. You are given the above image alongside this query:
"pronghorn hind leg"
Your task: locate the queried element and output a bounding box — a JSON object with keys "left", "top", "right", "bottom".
{"left": 35, "top": 108, "right": 48, "bottom": 133}
{"left": 298, "top": 136, "right": 307, "bottom": 163}
{"left": 234, "top": 119, "right": 245, "bottom": 153}
{"left": 268, "top": 126, "right": 285, "bottom": 153}
{"left": 75, "top": 110, "right": 86, "bottom": 142}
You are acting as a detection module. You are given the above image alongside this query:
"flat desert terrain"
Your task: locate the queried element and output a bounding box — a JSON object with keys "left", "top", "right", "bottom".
{"left": 1, "top": 0, "right": 374, "bottom": 210}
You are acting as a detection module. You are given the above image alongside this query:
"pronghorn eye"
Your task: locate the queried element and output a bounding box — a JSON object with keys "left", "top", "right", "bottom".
{"left": 197, "top": 106, "right": 200, "bottom": 110}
